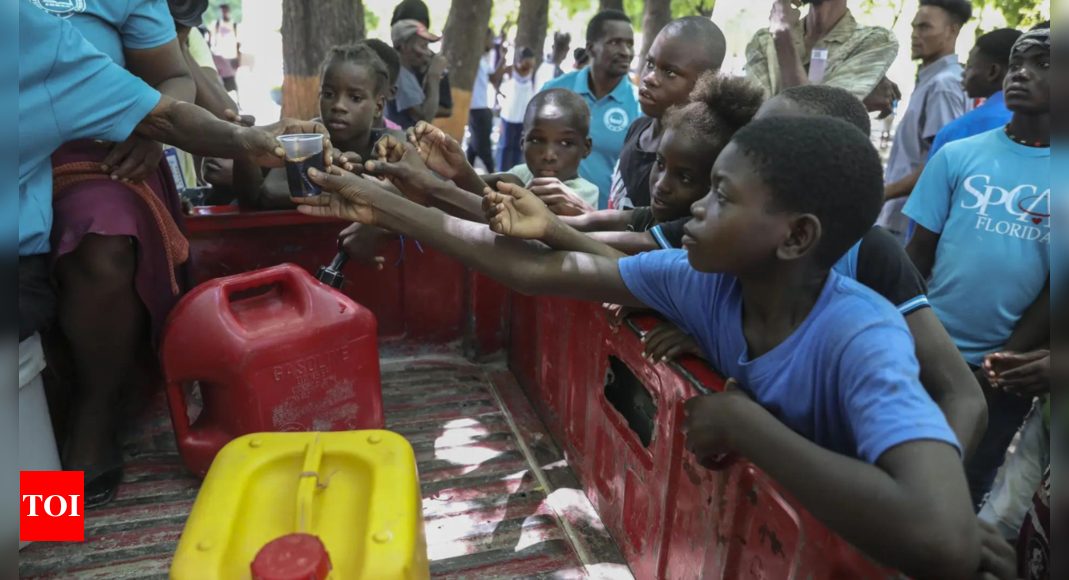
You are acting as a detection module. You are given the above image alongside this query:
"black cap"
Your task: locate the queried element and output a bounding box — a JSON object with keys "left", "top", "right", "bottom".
{"left": 169, "top": 0, "right": 208, "bottom": 28}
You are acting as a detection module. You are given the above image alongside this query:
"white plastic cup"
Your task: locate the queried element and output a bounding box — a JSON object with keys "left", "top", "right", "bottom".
{"left": 277, "top": 134, "right": 326, "bottom": 197}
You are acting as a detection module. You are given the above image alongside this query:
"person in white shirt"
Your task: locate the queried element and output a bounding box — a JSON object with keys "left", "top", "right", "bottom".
{"left": 498, "top": 47, "right": 538, "bottom": 172}
{"left": 536, "top": 31, "right": 572, "bottom": 91}
{"left": 467, "top": 27, "right": 507, "bottom": 172}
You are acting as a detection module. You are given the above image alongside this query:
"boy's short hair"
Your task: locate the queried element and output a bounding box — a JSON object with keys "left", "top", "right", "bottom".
{"left": 587, "top": 10, "right": 631, "bottom": 43}
{"left": 731, "top": 117, "right": 885, "bottom": 268}
{"left": 777, "top": 85, "right": 872, "bottom": 135}
{"left": 361, "top": 38, "right": 401, "bottom": 88}
{"left": 322, "top": 44, "right": 391, "bottom": 96}
{"left": 1030, "top": 21, "right": 1050, "bottom": 30}
{"left": 663, "top": 72, "right": 764, "bottom": 162}
{"left": 919, "top": 0, "right": 973, "bottom": 26}
{"left": 516, "top": 46, "right": 537, "bottom": 62}
{"left": 975, "top": 28, "right": 1023, "bottom": 66}
{"left": 523, "top": 88, "right": 591, "bottom": 136}
{"left": 660, "top": 16, "right": 727, "bottom": 70}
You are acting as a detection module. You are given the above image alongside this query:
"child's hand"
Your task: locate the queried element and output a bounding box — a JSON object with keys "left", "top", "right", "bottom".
{"left": 681, "top": 379, "right": 752, "bottom": 462}
{"left": 374, "top": 134, "right": 408, "bottom": 164}
{"left": 527, "top": 178, "right": 596, "bottom": 216}
{"left": 603, "top": 303, "right": 634, "bottom": 332}
{"left": 294, "top": 165, "right": 383, "bottom": 226}
{"left": 641, "top": 322, "right": 702, "bottom": 364}
{"left": 983, "top": 350, "right": 1050, "bottom": 396}
{"left": 407, "top": 121, "right": 466, "bottom": 180}
{"left": 338, "top": 223, "right": 394, "bottom": 271}
{"left": 972, "top": 519, "right": 1016, "bottom": 580}
{"left": 365, "top": 141, "right": 436, "bottom": 207}
{"left": 331, "top": 150, "right": 364, "bottom": 174}
{"left": 483, "top": 182, "right": 558, "bottom": 240}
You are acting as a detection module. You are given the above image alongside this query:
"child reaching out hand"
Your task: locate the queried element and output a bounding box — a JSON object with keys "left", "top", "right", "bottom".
{"left": 558, "top": 72, "right": 764, "bottom": 255}
{"left": 234, "top": 43, "right": 405, "bottom": 211}
{"left": 295, "top": 117, "right": 982, "bottom": 579}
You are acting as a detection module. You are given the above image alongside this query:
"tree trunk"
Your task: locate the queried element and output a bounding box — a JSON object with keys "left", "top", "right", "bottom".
{"left": 515, "top": 0, "right": 550, "bottom": 65}
{"left": 600, "top": 0, "right": 625, "bottom": 11}
{"left": 281, "top": 0, "right": 365, "bottom": 120}
{"left": 638, "top": 0, "right": 672, "bottom": 70}
{"left": 437, "top": 0, "right": 494, "bottom": 140}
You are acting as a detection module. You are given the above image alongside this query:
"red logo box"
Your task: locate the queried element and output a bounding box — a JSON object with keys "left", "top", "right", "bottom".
{"left": 20, "top": 471, "right": 85, "bottom": 542}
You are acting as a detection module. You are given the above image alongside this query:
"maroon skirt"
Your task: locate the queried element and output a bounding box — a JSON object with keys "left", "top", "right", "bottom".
{"left": 50, "top": 140, "right": 191, "bottom": 341}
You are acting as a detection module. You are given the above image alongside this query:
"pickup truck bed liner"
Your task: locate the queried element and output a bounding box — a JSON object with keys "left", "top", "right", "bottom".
{"left": 19, "top": 345, "right": 631, "bottom": 580}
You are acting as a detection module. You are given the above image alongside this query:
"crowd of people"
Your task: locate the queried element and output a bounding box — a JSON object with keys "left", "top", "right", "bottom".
{"left": 16, "top": 0, "right": 1055, "bottom": 578}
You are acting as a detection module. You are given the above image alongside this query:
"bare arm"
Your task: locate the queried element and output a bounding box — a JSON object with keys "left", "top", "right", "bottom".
{"left": 685, "top": 382, "right": 981, "bottom": 580}
{"left": 134, "top": 96, "right": 328, "bottom": 167}
{"left": 906, "top": 309, "right": 988, "bottom": 460}
{"left": 297, "top": 167, "right": 644, "bottom": 306}
{"left": 124, "top": 40, "right": 196, "bottom": 103}
{"left": 885, "top": 166, "right": 925, "bottom": 201}
{"left": 489, "top": 60, "right": 510, "bottom": 88}
{"left": 558, "top": 210, "right": 633, "bottom": 233}
{"left": 906, "top": 224, "right": 940, "bottom": 279}
{"left": 179, "top": 44, "right": 238, "bottom": 119}
{"left": 1003, "top": 279, "right": 1050, "bottom": 353}
{"left": 723, "top": 400, "right": 979, "bottom": 580}
{"left": 771, "top": 29, "right": 808, "bottom": 90}
{"left": 587, "top": 231, "right": 663, "bottom": 254}
{"left": 411, "top": 65, "right": 446, "bottom": 124}
{"left": 768, "top": 0, "right": 808, "bottom": 90}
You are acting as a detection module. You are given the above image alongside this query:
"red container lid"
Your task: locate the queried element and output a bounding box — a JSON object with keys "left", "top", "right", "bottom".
{"left": 251, "top": 534, "right": 332, "bottom": 580}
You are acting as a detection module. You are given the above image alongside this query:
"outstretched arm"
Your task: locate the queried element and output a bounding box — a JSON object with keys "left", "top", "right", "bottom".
{"left": 483, "top": 185, "right": 625, "bottom": 259}
{"left": 134, "top": 96, "right": 330, "bottom": 168}
{"left": 296, "top": 165, "right": 644, "bottom": 307}
{"left": 587, "top": 231, "right": 663, "bottom": 254}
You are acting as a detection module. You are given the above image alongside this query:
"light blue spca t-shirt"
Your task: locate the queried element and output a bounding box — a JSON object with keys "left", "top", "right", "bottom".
{"left": 905, "top": 128, "right": 1050, "bottom": 366}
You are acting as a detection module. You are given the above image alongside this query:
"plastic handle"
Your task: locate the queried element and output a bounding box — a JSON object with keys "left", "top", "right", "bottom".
{"left": 219, "top": 265, "right": 312, "bottom": 321}
{"left": 166, "top": 380, "right": 197, "bottom": 448}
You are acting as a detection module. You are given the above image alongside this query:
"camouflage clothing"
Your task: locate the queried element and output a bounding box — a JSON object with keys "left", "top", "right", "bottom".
{"left": 745, "top": 11, "right": 898, "bottom": 100}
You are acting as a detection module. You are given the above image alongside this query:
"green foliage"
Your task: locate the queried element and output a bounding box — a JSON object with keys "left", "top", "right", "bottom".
{"left": 202, "top": 0, "right": 241, "bottom": 26}
{"left": 366, "top": 8, "right": 380, "bottom": 31}
{"left": 557, "top": 0, "right": 595, "bottom": 17}
{"left": 552, "top": 0, "right": 716, "bottom": 29}
{"left": 971, "top": 0, "right": 1046, "bottom": 29}
{"left": 671, "top": 0, "right": 717, "bottom": 18}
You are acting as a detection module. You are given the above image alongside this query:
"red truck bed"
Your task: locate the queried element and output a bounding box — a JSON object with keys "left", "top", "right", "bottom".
{"left": 19, "top": 208, "right": 902, "bottom": 580}
{"left": 19, "top": 346, "right": 632, "bottom": 580}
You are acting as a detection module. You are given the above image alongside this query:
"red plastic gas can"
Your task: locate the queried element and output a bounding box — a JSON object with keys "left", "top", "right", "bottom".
{"left": 161, "top": 264, "right": 384, "bottom": 477}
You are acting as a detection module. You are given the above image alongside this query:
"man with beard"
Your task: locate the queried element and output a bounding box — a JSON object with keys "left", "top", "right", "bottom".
{"left": 745, "top": 0, "right": 898, "bottom": 102}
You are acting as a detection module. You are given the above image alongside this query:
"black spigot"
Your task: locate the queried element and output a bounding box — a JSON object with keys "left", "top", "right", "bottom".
{"left": 316, "top": 251, "right": 349, "bottom": 290}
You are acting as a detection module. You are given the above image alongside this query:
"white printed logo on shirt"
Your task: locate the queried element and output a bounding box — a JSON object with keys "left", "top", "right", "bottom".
{"left": 31, "top": 0, "right": 86, "bottom": 18}
{"left": 604, "top": 108, "right": 631, "bottom": 133}
{"left": 962, "top": 175, "right": 1050, "bottom": 243}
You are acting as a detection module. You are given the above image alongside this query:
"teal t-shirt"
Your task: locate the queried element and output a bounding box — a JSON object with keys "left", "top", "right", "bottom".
{"left": 33, "top": 0, "right": 176, "bottom": 67}
{"left": 541, "top": 70, "right": 640, "bottom": 208}
{"left": 904, "top": 129, "right": 1050, "bottom": 366}
{"left": 18, "top": 1, "right": 162, "bottom": 256}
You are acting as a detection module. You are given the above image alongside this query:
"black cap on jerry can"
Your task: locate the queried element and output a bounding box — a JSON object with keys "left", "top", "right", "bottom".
{"left": 315, "top": 251, "right": 349, "bottom": 290}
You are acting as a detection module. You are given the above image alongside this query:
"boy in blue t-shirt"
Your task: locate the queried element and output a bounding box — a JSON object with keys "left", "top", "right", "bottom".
{"left": 293, "top": 116, "right": 981, "bottom": 579}
{"left": 905, "top": 29, "right": 1051, "bottom": 508}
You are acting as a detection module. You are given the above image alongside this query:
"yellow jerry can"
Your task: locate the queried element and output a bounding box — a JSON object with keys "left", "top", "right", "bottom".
{"left": 171, "top": 431, "right": 429, "bottom": 580}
